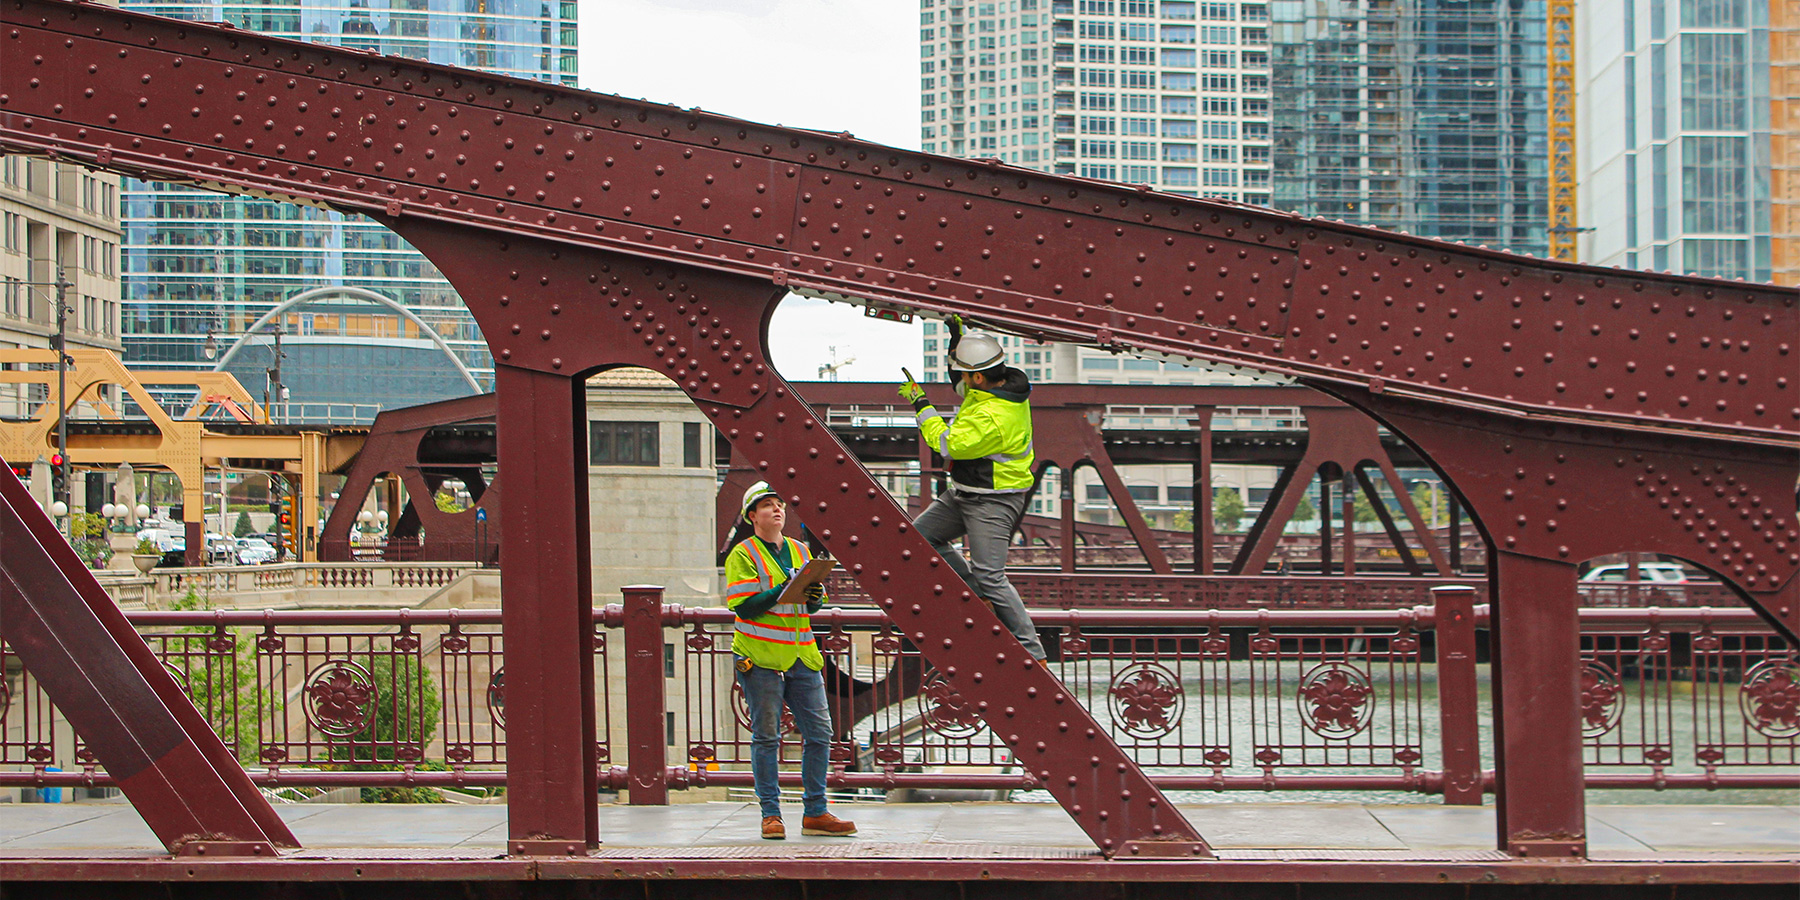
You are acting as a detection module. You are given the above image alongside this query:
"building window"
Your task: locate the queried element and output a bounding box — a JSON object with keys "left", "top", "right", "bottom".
{"left": 591, "top": 421, "right": 659, "bottom": 466}
{"left": 666, "top": 711, "right": 676, "bottom": 746}
{"left": 664, "top": 642, "right": 676, "bottom": 678}
{"left": 684, "top": 422, "right": 703, "bottom": 468}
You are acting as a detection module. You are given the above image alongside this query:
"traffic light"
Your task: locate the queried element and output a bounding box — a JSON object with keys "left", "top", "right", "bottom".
{"left": 277, "top": 492, "right": 297, "bottom": 556}
{"left": 7, "top": 462, "right": 28, "bottom": 480}
{"left": 49, "top": 452, "right": 66, "bottom": 501}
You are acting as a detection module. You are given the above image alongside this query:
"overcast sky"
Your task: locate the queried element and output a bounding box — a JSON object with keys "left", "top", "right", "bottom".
{"left": 577, "top": 1, "right": 925, "bottom": 384}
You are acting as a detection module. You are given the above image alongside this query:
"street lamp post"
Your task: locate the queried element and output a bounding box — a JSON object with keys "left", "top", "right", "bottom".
{"left": 15, "top": 270, "right": 75, "bottom": 532}
{"left": 203, "top": 322, "right": 288, "bottom": 423}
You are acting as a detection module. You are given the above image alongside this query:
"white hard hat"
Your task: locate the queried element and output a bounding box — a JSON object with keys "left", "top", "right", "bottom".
{"left": 740, "top": 481, "right": 781, "bottom": 522}
{"left": 948, "top": 331, "right": 1006, "bottom": 372}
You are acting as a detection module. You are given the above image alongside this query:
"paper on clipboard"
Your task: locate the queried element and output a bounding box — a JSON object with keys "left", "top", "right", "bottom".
{"left": 775, "top": 557, "right": 836, "bottom": 607}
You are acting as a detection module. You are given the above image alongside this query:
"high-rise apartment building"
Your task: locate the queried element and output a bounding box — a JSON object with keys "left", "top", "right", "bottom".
{"left": 1576, "top": 0, "right": 1783, "bottom": 282}
{"left": 1270, "top": 0, "right": 1550, "bottom": 257}
{"left": 1, "top": 157, "right": 125, "bottom": 420}
{"left": 119, "top": 0, "right": 578, "bottom": 418}
{"left": 920, "top": 0, "right": 1283, "bottom": 525}
{"left": 918, "top": 0, "right": 1282, "bottom": 525}
{"left": 921, "top": 0, "right": 1274, "bottom": 202}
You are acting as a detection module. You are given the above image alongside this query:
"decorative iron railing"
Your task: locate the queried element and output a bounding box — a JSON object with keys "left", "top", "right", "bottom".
{"left": 0, "top": 593, "right": 1794, "bottom": 797}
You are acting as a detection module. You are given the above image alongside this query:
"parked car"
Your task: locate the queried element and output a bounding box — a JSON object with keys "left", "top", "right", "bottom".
{"left": 1579, "top": 562, "right": 1689, "bottom": 604}
{"left": 235, "top": 537, "right": 277, "bottom": 565}
{"left": 205, "top": 533, "right": 237, "bottom": 564}
{"left": 134, "top": 527, "right": 186, "bottom": 566}
{"left": 1580, "top": 562, "right": 1689, "bottom": 584}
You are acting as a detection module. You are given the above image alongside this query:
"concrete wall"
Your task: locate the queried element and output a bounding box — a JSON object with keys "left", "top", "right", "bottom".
{"left": 585, "top": 377, "right": 717, "bottom": 607}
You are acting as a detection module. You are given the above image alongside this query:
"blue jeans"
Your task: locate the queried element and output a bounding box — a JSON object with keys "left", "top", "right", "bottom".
{"left": 736, "top": 656, "right": 832, "bottom": 818}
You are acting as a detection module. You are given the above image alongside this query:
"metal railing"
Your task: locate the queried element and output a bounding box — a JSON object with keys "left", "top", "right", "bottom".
{"left": 0, "top": 592, "right": 1793, "bottom": 797}
{"left": 95, "top": 561, "right": 485, "bottom": 608}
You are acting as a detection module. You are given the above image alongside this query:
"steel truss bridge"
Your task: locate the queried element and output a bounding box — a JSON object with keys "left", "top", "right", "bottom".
{"left": 0, "top": 0, "right": 1795, "bottom": 894}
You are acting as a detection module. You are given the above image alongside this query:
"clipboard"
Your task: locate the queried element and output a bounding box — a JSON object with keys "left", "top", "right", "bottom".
{"left": 775, "top": 557, "right": 836, "bottom": 607}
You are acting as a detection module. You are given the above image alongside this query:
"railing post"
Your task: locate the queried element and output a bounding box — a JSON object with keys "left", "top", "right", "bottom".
{"left": 1432, "top": 585, "right": 1482, "bottom": 805}
{"left": 622, "top": 584, "right": 669, "bottom": 805}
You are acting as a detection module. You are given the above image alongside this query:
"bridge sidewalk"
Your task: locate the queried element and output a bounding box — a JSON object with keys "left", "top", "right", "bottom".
{"left": 0, "top": 801, "right": 1793, "bottom": 861}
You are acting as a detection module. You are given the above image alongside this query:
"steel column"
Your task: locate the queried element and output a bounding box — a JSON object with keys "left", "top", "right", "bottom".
{"left": 1489, "top": 552, "right": 1586, "bottom": 857}
{"left": 494, "top": 365, "right": 598, "bottom": 850}
{"left": 623, "top": 584, "right": 670, "bottom": 805}
{"left": 1059, "top": 465, "right": 1078, "bottom": 573}
{"left": 1192, "top": 405, "right": 1215, "bottom": 574}
{"left": 1432, "top": 585, "right": 1483, "bottom": 806}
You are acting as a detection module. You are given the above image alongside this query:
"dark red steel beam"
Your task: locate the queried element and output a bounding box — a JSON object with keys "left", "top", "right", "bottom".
{"left": 392, "top": 223, "right": 1209, "bottom": 854}
{"left": 0, "top": 467, "right": 294, "bottom": 852}
{"left": 2, "top": 0, "right": 1794, "bottom": 861}
{"left": 317, "top": 392, "right": 500, "bottom": 563}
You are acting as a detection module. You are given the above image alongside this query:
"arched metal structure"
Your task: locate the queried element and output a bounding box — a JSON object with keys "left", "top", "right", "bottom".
{"left": 0, "top": 0, "right": 1793, "bottom": 861}
{"left": 212, "top": 285, "right": 484, "bottom": 393}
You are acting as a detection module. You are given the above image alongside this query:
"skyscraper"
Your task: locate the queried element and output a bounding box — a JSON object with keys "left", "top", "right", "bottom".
{"left": 920, "top": 0, "right": 1274, "bottom": 202}
{"left": 918, "top": 1, "right": 1284, "bottom": 526}
{"left": 1, "top": 158, "right": 125, "bottom": 419}
{"left": 920, "top": 0, "right": 1283, "bottom": 525}
{"left": 1576, "top": 0, "right": 1784, "bottom": 282}
{"left": 1270, "top": 0, "right": 1551, "bottom": 257}
{"left": 119, "top": 0, "right": 578, "bottom": 418}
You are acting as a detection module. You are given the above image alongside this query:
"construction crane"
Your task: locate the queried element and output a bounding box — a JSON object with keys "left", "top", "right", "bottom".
{"left": 1547, "top": 0, "right": 1578, "bottom": 261}
{"left": 817, "top": 346, "right": 856, "bottom": 381}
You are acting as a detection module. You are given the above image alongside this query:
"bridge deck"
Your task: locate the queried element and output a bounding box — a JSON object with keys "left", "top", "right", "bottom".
{"left": 1, "top": 801, "right": 1792, "bottom": 866}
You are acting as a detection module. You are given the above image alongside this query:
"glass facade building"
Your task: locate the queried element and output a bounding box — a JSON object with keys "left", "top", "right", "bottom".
{"left": 919, "top": 0, "right": 1287, "bottom": 525}
{"left": 1576, "top": 0, "right": 1779, "bottom": 282}
{"left": 920, "top": 0, "right": 1275, "bottom": 204}
{"left": 1269, "top": 0, "right": 1551, "bottom": 257}
{"left": 119, "top": 0, "right": 579, "bottom": 416}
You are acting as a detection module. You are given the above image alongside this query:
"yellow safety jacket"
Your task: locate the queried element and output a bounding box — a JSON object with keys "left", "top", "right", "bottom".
{"left": 723, "top": 535, "right": 825, "bottom": 671}
{"left": 915, "top": 367, "right": 1035, "bottom": 493}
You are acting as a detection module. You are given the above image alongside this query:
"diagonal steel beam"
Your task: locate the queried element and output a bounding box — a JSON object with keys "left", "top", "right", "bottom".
{"left": 0, "top": 467, "right": 296, "bottom": 852}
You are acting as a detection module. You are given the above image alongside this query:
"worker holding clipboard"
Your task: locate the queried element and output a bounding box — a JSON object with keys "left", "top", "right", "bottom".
{"left": 722, "top": 481, "right": 857, "bottom": 841}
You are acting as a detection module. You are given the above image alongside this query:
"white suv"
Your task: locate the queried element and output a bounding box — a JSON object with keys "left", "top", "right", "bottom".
{"left": 1579, "top": 562, "right": 1689, "bottom": 604}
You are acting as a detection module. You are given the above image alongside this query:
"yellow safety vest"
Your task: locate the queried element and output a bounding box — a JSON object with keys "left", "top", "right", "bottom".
{"left": 915, "top": 377, "right": 1035, "bottom": 493}
{"left": 723, "top": 536, "right": 825, "bottom": 671}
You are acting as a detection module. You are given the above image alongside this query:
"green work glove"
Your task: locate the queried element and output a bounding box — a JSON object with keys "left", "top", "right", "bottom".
{"left": 898, "top": 380, "right": 926, "bottom": 405}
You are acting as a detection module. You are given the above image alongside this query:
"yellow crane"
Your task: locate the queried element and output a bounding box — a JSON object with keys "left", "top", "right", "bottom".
{"left": 1547, "top": 0, "right": 1578, "bottom": 262}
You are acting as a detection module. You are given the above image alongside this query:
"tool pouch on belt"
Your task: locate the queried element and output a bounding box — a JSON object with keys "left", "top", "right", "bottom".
{"left": 735, "top": 656, "right": 755, "bottom": 674}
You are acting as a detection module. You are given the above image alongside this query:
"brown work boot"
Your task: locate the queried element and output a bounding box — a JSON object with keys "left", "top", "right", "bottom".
{"left": 801, "top": 812, "right": 857, "bottom": 836}
{"left": 761, "top": 816, "right": 785, "bottom": 840}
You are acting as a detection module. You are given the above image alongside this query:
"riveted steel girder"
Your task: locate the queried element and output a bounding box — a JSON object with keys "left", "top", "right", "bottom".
{"left": 0, "top": 466, "right": 295, "bottom": 851}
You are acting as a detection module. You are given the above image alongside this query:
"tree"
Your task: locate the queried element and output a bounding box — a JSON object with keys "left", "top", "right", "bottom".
{"left": 69, "top": 511, "right": 110, "bottom": 569}
{"left": 1352, "top": 488, "right": 1382, "bottom": 525}
{"left": 1213, "top": 487, "right": 1245, "bottom": 533}
{"left": 330, "top": 652, "right": 446, "bottom": 803}
{"left": 1293, "top": 495, "right": 1316, "bottom": 523}
{"left": 1410, "top": 483, "right": 1443, "bottom": 527}
{"left": 1170, "top": 509, "right": 1193, "bottom": 533}
{"left": 165, "top": 589, "right": 269, "bottom": 765}
{"left": 233, "top": 510, "right": 255, "bottom": 537}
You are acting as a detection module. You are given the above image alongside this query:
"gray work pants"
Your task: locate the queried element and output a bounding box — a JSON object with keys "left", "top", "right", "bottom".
{"left": 912, "top": 488, "right": 1045, "bottom": 660}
